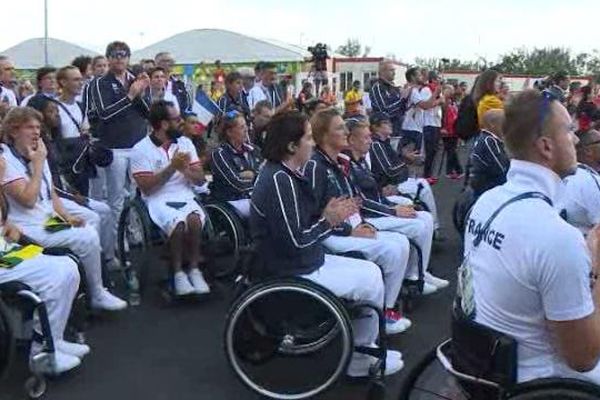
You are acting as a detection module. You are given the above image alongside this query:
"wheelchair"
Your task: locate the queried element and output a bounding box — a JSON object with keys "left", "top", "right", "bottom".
{"left": 117, "top": 193, "right": 233, "bottom": 304}
{"left": 224, "top": 249, "right": 390, "bottom": 400}
{"left": 399, "top": 315, "right": 600, "bottom": 400}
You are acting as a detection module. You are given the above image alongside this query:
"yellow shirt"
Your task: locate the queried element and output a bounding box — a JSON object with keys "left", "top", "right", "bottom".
{"left": 477, "top": 94, "right": 504, "bottom": 126}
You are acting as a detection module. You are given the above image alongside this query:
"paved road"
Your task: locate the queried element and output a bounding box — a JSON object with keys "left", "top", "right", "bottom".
{"left": 1, "top": 173, "right": 465, "bottom": 400}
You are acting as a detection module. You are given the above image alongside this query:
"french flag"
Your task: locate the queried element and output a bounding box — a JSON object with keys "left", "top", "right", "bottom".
{"left": 192, "top": 90, "right": 221, "bottom": 130}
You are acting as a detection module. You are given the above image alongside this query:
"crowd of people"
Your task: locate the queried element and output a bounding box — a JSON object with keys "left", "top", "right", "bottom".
{"left": 1, "top": 39, "right": 600, "bottom": 392}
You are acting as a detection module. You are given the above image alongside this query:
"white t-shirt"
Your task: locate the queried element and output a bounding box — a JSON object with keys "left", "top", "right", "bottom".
{"left": 247, "top": 83, "right": 271, "bottom": 110}
{"left": 460, "top": 160, "right": 596, "bottom": 383}
{"left": 556, "top": 164, "right": 600, "bottom": 236}
{"left": 57, "top": 101, "right": 86, "bottom": 139}
{"left": 401, "top": 86, "right": 429, "bottom": 133}
{"left": 130, "top": 135, "right": 200, "bottom": 204}
{"left": 1, "top": 144, "right": 55, "bottom": 228}
{"left": 422, "top": 87, "right": 442, "bottom": 127}
{"left": 0, "top": 87, "right": 18, "bottom": 107}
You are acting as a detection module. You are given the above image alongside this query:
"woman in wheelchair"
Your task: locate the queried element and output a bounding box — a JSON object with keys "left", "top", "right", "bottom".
{"left": 0, "top": 107, "right": 126, "bottom": 311}
{"left": 0, "top": 157, "right": 87, "bottom": 375}
{"left": 368, "top": 112, "right": 441, "bottom": 235}
{"left": 250, "top": 110, "right": 404, "bottom": 377}
{"left": 344, "top": 117, "right": 448, "bottom": 294}
{"left": 305, "top": 108, "right": 413, "bottom": 335}
{"left": 210, "top": 109, "right": 262, "bottom": 219}
{"left": 130, "top": 100, "right": 210, "bottom": 296}
{"left": 28, "top": 94, "right": 119, "bottom": 270}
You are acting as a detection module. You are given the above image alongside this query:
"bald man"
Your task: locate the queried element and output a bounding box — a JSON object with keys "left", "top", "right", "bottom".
{"left": 468, "top": 109, "right": 510, "bottom": 197}
{"left": 369, "top": 60, "right": 408, "bottom": 135}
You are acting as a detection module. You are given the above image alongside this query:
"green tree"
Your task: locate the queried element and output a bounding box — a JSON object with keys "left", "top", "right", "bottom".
{"left": 336, "top": 38, "right": 363, "bottom": 57}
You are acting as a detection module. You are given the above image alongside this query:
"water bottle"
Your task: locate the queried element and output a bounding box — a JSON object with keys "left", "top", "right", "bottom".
{"left": 128, "top": 274, "right": 141, "bottom": 306}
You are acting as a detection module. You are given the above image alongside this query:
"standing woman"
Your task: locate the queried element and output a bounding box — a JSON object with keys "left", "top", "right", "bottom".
{"left": 251, "top": 110, "right": 403, "bottom": 376}
{"left": 296, "top": 81, "right": 314, "bottom": 112}
{"left": 440, "top": 85, "right": 463, "bottom": 179}
{"left": 472, "top": 69, "right": 503, "bottom": 128}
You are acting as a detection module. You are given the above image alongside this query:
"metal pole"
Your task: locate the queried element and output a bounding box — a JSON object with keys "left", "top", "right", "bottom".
{"left": 44, "top": 0, "right": 48, "bottom": 65}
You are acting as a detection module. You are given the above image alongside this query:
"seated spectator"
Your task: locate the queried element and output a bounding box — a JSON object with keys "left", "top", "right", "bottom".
{"left": 558, "top": 129, "right": 600, "bottom": 236}
{"left": 130, "top": 100, "right": 209, "bottom": 296}
{"left": 305, "top": 108, "right": 412, "bottom": 335}
{"left": 0, "top": 184, "right": 86, "bottom": 374}
{"left": 251, "top": 100, "right": 273, "bottom": 148}
{"left": 0, "top": 107, "right": 126, "bottom": 311}
{"left": 468, "top": 109, "right": 510, "bottom": 198}
{"left": 304, "top": 98, "right": 329, "bottom": 117}
{"left": 368, "top": 112, "right": 441, "bottom": 237}
{"left": 181, "top": 113, "right": 209, "bottom": 166}
{"left": 251, "top": 110, "right": 404, "bottom": 377}
{"left": 345, "top": 118, "right": 447, "bottom": 293}
{"left": 458, "top": 89, "right": 600, "bottom": 384}
{"left": 27, "top": 95, "right": 118, "bottom": 271}
{"left": 210, "top": 110, "right": 262, "bottom": 218}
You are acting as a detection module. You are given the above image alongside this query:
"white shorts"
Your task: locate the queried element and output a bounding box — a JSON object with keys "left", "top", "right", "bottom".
{"left": 147, "top": 199, "right": 206, "bottom": 237}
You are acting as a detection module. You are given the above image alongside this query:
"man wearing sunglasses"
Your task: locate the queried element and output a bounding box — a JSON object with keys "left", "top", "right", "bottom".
{"left": 90, "top": 41, "right": 150, "bottom": 239}
{"left": 558, "top": 129, "right": 600, "bottom": 236}
{"left": 458, "top": 89, "right": 600, "bottom": 385}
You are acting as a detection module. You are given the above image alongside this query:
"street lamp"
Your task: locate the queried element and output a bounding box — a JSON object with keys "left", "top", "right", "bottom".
{"left": 44, "top": 0, "right": 49, "bottom": 65}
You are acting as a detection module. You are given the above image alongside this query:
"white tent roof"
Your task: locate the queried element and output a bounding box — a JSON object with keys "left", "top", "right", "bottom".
{"left": 132, "top": 29, "right": 306, "bottom": 64}
{"left": 1, "top": 38, "right": 99, "bottom": 69}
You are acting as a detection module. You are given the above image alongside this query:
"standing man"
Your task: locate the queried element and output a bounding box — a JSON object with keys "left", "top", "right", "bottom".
{"left": 155, "top": 52, "right": 192, "bottom": 115}
{"left": 544, "top": 71, "right": 570, "bottom": 104}
{"left": 90, "top": 41, "right": 150, "bottom": 237}
{"left": 217, "top": 71, "right": 250, "bottom": 122}
{"left": 247, "top": 62, "right": 291, "bottom": 112}
{"left": 0, "top": 55, "right": 18, "bottom": 109}
{"left": 370, "top": 61, "right": 407, "bottom": 136}
{"left": 422, "top": 71, "right": 444, "bottom": 183}
{"left": 21, "top": 67, "right": 57, "bottom": 106}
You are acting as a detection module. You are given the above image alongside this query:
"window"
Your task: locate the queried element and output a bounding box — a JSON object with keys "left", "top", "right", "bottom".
{"left": 340, "top": 71, "right": 353, "bottom": 93}
{"left": 363, "top": 71, "right": 377, "bottom": 89}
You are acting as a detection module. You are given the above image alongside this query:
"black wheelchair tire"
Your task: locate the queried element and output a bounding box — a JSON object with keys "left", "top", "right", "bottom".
{"left": 0, "top": 296, "right": 15, "bottom": 382}
{"left": 224, "top": 278, "right": 354, "bottom": 400}
{"left": 505, "top": 378, "right": 600, "bottom": 400}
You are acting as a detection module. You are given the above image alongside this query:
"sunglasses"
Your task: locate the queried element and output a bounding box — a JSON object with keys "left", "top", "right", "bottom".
{"left": 538, "top": 90, "right": 558, "bottom": 134}
{"left": 108, "top": 50, "right": 130, "bottom": 59}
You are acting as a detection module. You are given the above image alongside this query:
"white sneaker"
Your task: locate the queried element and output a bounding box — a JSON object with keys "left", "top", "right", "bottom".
{"left": 91, "top": 289, "right": 128, "bottom": 311}
{"left": 425, "top": 271, "right": 449, "bottom": 289}
{"left": 188, "top": 269, "right": 211, "bottom": 294}
{"left": 31, "top": 350, "right": 81, "bottom": 376}
{"left": 347, "top": 350, "right": 405, "bottom": 377}
{"left": 385, "top": 310, "right": 412, "bottom": 335}
{"left": 422, "top": 281, "right": 438, "bottom": 295}
{"left": 174, "top": 271, "right": 195, "bottom": 296}
{"left": 56, "top": 340, "right": 91, "bottom": 359}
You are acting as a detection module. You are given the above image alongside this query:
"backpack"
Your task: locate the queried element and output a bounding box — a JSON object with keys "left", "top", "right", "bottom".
{"left": 454, "top": 94, "right": 479, "bottom": 140}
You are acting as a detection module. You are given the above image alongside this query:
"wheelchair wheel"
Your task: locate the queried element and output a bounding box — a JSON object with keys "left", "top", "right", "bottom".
{"left": 204, "top": 203, "right": 247, "bottom": 279}
{"left": 398, "top": 345, "right": 469, "bottom": 400}
{"left": 224, "top": 278, "right": 353, "bottom": 399}
{"left": 25, "top": 375, "right": 46, "bottom": 399}
{"left": 117, "top": 199, "right": 153, "bottom": 298}
{"left": 505, "top": 378, "right": 600, "bottom": 400}
{"left": 0, "top": 296, "right": 15, "bottom": 382}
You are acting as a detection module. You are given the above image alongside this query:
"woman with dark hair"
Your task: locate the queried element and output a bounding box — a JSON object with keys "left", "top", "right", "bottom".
{"left": 472, "top": 69, "right": 503, "bottom": 126}
{"left": 296, "top": 81, "right": 314, "bottom": 112}
{"left": 251, "top": 110, "right": 403, "bottom": 377}
{"left": 576, "top": 86, "right": 600, "bottom": 133}
{"left": 209, "top": 110, "right": 262, "bottom": 217}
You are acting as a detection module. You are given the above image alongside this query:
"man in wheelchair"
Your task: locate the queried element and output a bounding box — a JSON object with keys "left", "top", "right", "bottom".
{"left": 457, "top": 90, "right": 600, "bottom": 385}
{"left": 250, "top": 110, "right": 404, "bottom": 377}
{"left": 0, "top": 107, "right": 126, "bottom": 311}
{"left": 0, "top": 156, "right": 87, "bottom": 375}
{"left": 210, "top": 109, "right": 262, "bottom": 219}
{"left": 368, "top": 112, "right": 442, "bottom": 238}
{"left": 130, "top": 100, "right": 210, "bottom": 296}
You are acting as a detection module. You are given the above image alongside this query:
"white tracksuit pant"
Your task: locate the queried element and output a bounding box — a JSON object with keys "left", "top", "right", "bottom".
{"left": 322, "top": 232, "right": 409, "bottom": 308}
{"left": 101, "top": 149, "right": 133, "bottom": 242}
{"left": 228, "top": 199, "right": 251, "bottom": 219}
{"left": 0, "top": 255, "right": 79, "bottom": 347}
{"left": 366, "top": 212, "right": 434, "bottom": 280}
{"left": 301, "top": 254, "right": 384, "bottom": 346}
{"left": 396, "top": 177, "right": 439, "bottom": 229}
{"left": 89, "top": 167, "right": 107, "bottom": 202}
{"left": 61, "top": 198, "right": 116, "bottom": 261}
{"left": 21, "top": 224, "right": 104, "bottom": 299}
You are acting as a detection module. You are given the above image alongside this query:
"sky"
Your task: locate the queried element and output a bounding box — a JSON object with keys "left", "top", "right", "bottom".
{"left": 1, "top": 0, "right": 598, "bottom": 64}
